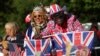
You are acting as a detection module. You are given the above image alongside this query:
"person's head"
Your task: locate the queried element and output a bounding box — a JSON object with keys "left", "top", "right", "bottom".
{"left": 31, "top": 6, "right": 47, "bottom": 26}
{"left": 5, "top": 22, "right": 18, "bottom": 37}
{"left": 50, "top": 4, "right": 66, "bottom": 25}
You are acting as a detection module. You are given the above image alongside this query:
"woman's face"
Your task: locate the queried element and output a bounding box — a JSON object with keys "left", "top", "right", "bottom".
{"left": 5, "top": 27, "right": 15, "bottom": 37}
{"left": 32, "top": 11, "right": 44, "bottom": 25}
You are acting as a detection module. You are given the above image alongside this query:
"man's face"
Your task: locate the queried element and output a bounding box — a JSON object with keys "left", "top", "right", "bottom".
{"left": 52, "top": 11, "right": 65, "bottom": 25}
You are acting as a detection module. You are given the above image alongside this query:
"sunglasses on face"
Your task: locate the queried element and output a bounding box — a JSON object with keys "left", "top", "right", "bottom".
{"left": 51, "top": 11, "right": 65, "bottom": 19}
{"left": 33, "top": 15, "right": 43, "bottom": 18}
{"left": 51, "top": 11, "right": 64, "bottom": 18}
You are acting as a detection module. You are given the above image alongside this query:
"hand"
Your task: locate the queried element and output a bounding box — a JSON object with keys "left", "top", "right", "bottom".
{"left": 2, "top": 49, "right": 9, "bottom": 56}
{"left": 2, "top": 41, "right": 8, "bottom": 49}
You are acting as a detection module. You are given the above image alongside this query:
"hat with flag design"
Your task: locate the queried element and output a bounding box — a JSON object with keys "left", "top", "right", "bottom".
{"left": 50, "top": 4, "right": 63, "bottom": 15}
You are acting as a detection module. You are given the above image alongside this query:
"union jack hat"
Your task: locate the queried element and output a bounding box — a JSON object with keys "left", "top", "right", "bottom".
{"left": 50, "top": 4, "right": 62, "bottom": 15}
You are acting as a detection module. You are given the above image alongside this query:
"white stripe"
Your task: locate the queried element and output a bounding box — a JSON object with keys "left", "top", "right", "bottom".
{"left": 55, "top": 34, "right": 63, "bottom": 44}
{"left": 42, "top": 38, "right": 50, "bottom": 52}
{"left": 51, "top": 6, "right": 55, "bottom": 13}
{"left": 26, "top": 30, "right": 29, "bottom": 40}
{"left": 63, "top": 33, "right": 73, "bottom": 46}
{"left": 81, "top": 32, "right": 83, "bottom": 45}
{"left": 25, "top": 41, "right": 35, "bottom": 55}
{"left": 85, "top": 31, "right": 94, "bottom": 47}
{"left": 56, "top": 5, "right": 58, "bottom": 12}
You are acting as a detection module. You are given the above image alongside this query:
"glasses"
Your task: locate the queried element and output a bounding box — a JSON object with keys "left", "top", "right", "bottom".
{"left": 51, "top": 11, "right": 65, "bottom": 19}
{"left": 33, "top": 15, "right": 43, "bottom": 18}
{"left": 51, "top": 11, "right": 64, "bottom": 18}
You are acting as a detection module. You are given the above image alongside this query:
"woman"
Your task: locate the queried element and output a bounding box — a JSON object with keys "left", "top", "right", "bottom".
{"left": 2, "top": 22, "right": 24, "bottom": 56}
{"left": 24, "top": 6, "right": 53, "bottom": 56}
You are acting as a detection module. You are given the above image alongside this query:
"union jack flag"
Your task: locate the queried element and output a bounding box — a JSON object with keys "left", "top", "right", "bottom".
{"left": 52, "top": 31, "right": 94, "bottom": 56}
{"left": 24, "top": 26, "right": 52, "bottom": 56}
{"left": 55, "top": 31, "right": 94, "bottom": 49}
{"left": 24, "top": 37, "right": 52, "bottom": 56}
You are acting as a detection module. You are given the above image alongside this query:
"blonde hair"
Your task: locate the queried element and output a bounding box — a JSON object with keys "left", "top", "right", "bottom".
{"left": 31, "top": 6, "right": 48, "bottom": 26}
{"left": 32, "top": 6, "right": 47, "bottom": 20}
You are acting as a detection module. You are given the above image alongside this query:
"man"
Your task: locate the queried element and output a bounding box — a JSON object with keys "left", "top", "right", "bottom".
{"left": 49, "top": 4, "right": 84, "bottom": 56}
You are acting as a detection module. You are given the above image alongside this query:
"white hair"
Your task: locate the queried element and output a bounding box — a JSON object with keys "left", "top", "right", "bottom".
{"left": 5, "top": 22, "right": 18, "bottom": 31}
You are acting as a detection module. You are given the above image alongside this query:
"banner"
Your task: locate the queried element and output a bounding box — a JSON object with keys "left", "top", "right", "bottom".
{"left": 24, "top": 31, "right": 94, "bottom": 56}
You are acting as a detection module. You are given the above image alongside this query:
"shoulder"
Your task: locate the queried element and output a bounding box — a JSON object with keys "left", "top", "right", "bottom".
{"left": 67, "top": 14, "right": 75, "bottom": 22}
{"left": 16, "top": 32, "right": 24, "bottom": 39}
{"left": 26, "top": 26, "right": 33, "bottom": 34}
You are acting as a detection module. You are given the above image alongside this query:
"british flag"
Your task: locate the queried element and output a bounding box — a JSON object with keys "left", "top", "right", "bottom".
{"left": 24, "top": 26, "right": 52, "bottom": 56}
{"left": 52, "top": 31, "right": 94, "bottom": 56}
{"left": 24, "top": 36, "right": 52, "bottom": 56}
{"left": 55, "top": 31, "right": 94, "bottom": 49}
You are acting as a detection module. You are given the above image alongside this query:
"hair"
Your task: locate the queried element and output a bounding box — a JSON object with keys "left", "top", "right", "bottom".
{"left": 5, "top": 22, "right": 18, "bottom": 36}
{"left": 31, "top": 6, "right": 48, "bottom": 26}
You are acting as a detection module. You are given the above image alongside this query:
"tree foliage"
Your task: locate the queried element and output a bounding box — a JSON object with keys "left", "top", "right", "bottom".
{"left": 0, "top": 0, "right": 100, "bottom": 35}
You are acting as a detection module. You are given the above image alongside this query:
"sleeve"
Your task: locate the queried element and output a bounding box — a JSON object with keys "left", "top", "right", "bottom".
{"left": 41, "top": 20, "right": 55, "bottom": 36}
{"left": 73, "top": 19, "right": 83, "bottom": 31}
{"left": 67, "top": 15, "right": 83, "bottom": 31}
{"left": 16, "top": 32, "right": 25, "bottom": 50}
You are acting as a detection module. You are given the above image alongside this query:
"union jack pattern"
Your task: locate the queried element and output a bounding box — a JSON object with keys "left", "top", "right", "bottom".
{"left": 56, "top": 31, "right": 94, "bottom": 49}
{"left": 52, "top": 31, "right": 94, "bottom": 56}
{"left": 24, "top": 24, "right": 52, "bottom": 56}
{"left": 24, "top": 36, "right": 52, "bottom": 56}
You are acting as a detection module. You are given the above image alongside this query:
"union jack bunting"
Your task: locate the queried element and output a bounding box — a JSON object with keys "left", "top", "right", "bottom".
{"left": 24, "top": 37, "right": 52, "bottom": 56}
{"left": 8, "top": 43, "right": 23, "bottom": 56}
{"left": 56, "top": 31, "right": 94, "bottom": 49}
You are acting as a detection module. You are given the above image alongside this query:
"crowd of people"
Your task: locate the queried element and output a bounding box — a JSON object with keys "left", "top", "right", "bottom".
{"left": 0, "top": 3, "right": 100, "bottom": 56}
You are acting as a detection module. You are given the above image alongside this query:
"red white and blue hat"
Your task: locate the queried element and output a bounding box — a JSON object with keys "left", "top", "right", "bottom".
{"left": 50, "top": 4, "right": 62, "bottom": 15}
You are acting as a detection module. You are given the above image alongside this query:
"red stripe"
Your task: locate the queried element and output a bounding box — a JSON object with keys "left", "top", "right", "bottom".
{"left": 74, "top": 33, "right": 81, "bottom": 46}
{"left": 20, "top": 51, "right": 24, "bottom": 56}
{"left": 9, "top": 43, "right": 20, "bottom": 56}
{"left": 62, "top": 34, "right": 67, "bottom": 42}
{"left": 56, "top": 50, "right": 63, "bottom": 56}
{"left": 36, "top": 40, "right": 41, "bottom": 51}
{"left": 83, "top": 32, "right": 92, "bottom": 46}
{"left": 14, "top": 44, "right": 20, "bottom": 56}
{"left": 52, "top": 5, "right": 57, "bottom": 13}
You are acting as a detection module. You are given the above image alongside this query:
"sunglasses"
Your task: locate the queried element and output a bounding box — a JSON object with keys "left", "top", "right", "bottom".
{"left": 33, "top": 15, "right": 43, "bottom": 18}
{"left": 51, "top": 11, "right": 65, "bottom": 19}
{"left": 51, "top": 11, "right": 64, "bottom": 19}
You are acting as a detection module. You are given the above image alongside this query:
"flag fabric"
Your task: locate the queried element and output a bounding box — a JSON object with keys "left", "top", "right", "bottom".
{"left": 24, "top": 30, "right": 94, "bottom": 56}
{"left": 24, "top": 37, "right": 52, "bottom": 56}
{"left": 24, "top": 26, "right": 52, "bottom": 56}
{"left": 52, "top": 31, "right": 94, "bottom": 56}
{"left": 60, "top": 31, "right": 94, "bottom": 49}
{"left": 8, "top": 43, "right": 22, "bottom": 56}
